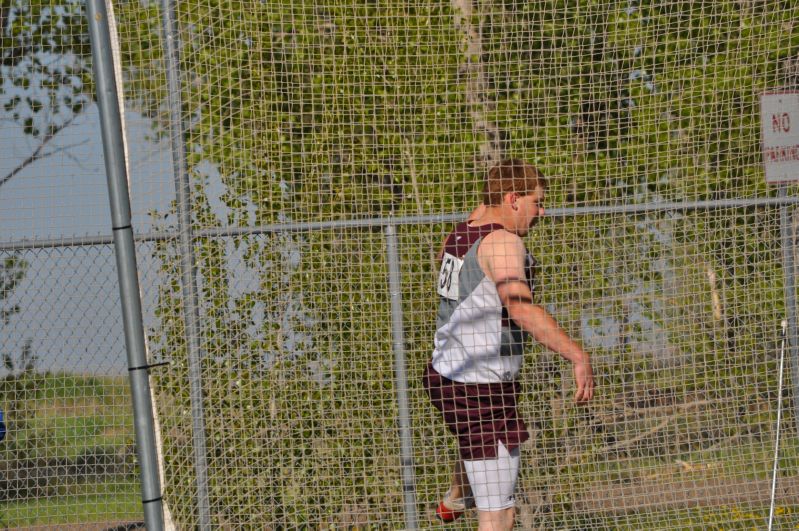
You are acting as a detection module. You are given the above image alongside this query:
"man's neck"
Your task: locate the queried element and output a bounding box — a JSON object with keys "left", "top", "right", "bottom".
{"left": 470, "top": 206, "right": 510, "bottom": 230}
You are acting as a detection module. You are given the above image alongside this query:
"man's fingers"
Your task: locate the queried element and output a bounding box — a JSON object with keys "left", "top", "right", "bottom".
{"left": 574, "top": 382, "right": 586, "bottom": 403}
{"left": 574, "top": 378, "right": 594, "bottom": 403}
{"left": 573, "top": 362, "right": 595, "bottom": 403}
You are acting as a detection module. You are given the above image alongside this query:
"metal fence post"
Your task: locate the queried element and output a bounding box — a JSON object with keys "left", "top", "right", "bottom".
{"left": 779, "top": 186, "right": 799, "bottom": 433}
{"left": 157, "top": 0, "right": 212, "bottom": 527}
{"left": 384, "top": 223, "right": 419, "bottom": 530}
{"left": 85, "top": 0, "right": 164, "bottom": 528}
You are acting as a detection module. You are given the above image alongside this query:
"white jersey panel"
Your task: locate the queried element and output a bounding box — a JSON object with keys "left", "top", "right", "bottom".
{"left": 432, "top": 276, "right": 523, "bottom": 383}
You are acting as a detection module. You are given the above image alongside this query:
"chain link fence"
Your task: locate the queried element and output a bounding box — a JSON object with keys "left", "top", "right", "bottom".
{"left": 0, "top": 244, "right": 142, "bottom": 528}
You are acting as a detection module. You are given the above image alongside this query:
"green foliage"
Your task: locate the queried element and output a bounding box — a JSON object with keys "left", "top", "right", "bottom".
{"left": 0, "top": 0, "right": 93, "bottom": 143}
{"left": 0, "top": 254, "right": 26, "bottom": 325}
{"left": 1, "top": 484, "right": 141, "bottom": 527}
{"left": 112, "top": 0, "right": 799, "bottom": 527}
{"left": 1, "top": 254, "right": 33, "bottom": 376}
{"left": 480, "top": 0, "right": 798, "bottom": 204}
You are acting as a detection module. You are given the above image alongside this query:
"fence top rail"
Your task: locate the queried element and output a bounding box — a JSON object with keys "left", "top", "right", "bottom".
{"left": 2, "top": 195, "right": 798, "bottom": 251}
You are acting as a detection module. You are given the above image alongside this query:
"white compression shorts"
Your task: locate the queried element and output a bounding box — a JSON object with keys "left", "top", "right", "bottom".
{"left": 463, "top": 440, "right": 521, "bottom": 511}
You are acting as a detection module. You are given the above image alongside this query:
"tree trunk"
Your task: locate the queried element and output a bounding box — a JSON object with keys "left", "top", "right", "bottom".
{"left": 450, "top": 0, "right": 504, "bottom": 168}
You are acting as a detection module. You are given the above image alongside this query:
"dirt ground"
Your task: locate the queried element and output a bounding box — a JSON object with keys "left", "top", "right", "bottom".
{"left": 573, "top": 475, "right": 799, "bottom": 513}
{"left": 16, "top": 523, "right": 144, "bottom": 531}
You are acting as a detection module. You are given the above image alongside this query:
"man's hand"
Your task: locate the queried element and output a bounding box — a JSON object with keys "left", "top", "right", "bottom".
{"left": 573, "top": 359, "right": 594, "bottom": 403}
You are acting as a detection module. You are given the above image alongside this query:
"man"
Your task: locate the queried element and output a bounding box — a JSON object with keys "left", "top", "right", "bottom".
{"left": 424, "top": 159, "right": 594, "bottom": 530}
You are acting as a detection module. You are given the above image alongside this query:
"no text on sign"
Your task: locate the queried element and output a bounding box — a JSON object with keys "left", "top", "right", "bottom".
{"left": 761, "top": 92, "right": 799, "bottom": 183}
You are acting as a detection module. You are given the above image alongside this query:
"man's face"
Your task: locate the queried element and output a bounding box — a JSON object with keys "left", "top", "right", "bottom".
{"left": 515, "top": 187, "right": 545, "bottom": 236}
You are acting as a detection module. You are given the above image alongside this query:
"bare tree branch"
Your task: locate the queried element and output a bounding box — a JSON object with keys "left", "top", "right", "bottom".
{"left": 0, "top": 113, "right": 81, "bottom": 190}
{"left": 44, "top": 139, "right": 92, "bottom": 170}
{"left": 563, "top": 398, "right": 724, "bottom": 466}
{"left": 61, "top": 148, "right": 91, "bottom": 170}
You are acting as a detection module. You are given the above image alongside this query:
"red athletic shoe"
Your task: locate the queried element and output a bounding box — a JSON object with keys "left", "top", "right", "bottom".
{"left": 435, "top": 490, "right": 473, "bottom": 523}
{"left": 436, "top": 501, "right": 464, "bottom": 523}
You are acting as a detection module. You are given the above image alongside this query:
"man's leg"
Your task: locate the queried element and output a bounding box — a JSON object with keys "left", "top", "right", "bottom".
{"left": 477, "top": 507, "right": 515, "bottom": 531}
{"left": 448, "top": 460, "right": 471, "bottom": 501}
{"left": 436, "top": 460, "right": 474, "bottom": 522}
{"left": 463, "top": 441, "right": 520, "bottom": 531}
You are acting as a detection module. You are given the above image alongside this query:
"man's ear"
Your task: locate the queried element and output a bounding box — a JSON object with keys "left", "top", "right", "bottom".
{"left": 505, "top": 192, "right": 519, "bottom": 210}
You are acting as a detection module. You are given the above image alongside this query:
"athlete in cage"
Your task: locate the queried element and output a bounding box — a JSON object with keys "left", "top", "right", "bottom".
{"left": 424, "top": 159, "right": 594, "bottom": 530}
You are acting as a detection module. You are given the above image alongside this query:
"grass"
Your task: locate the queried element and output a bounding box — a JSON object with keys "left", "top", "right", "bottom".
{"left": 0, "top": 482, "right": 142, "bottom": 527}
{"left": 1, "top": 372, "right": 142, "bottom": 527}
{"left": 2, "top": 372, "right": 134, "bottom": 459}
{"left": 557, "top": 505, "right": 799, "bottom": 530}
{"left": 422, "top": 502, "right": 799, "bottom": 530}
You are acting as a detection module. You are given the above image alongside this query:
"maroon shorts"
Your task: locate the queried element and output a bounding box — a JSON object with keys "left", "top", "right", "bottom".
{"left": 423, "top": 362, "right": 529, "bottom": 460}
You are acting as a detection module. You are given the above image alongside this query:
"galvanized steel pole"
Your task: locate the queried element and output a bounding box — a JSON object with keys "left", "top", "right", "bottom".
{"left": 779, "top": 186, "right": 799, "bottom": 436}
{"left": 384, "top": 224, "right": 419, "bottom": 530}
{"left": 85, "top": 0, "right": 163, "bottom": 528}
{"left": 157, "top": 0, "right": 212, "bottom": 527}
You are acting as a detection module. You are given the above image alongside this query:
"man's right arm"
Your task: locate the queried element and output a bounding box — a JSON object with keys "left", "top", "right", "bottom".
{"left": 501, "top": 290, "right": 594, "bottom": 403}
{"left": 480, "top": 230, "right": 594, "bottom": 402}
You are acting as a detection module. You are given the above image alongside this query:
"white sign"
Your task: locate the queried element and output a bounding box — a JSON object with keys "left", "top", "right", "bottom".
{"left": 761, "top": 92, "right": 799, "bottom": 183}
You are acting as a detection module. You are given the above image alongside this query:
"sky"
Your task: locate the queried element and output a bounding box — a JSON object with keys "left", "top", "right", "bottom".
{"left": 0, "top": 104, "right": 177, "bottom": 375}
{"left": 0, "top": 98, "right": 267, "bottom": 376}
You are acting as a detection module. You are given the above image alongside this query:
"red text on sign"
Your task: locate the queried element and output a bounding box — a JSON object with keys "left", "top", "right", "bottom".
{"left": 764, "top": 145, "right": 799, "bottom": 162}
{"left": 772, "top": 113, "right": 791, "bottom": 133}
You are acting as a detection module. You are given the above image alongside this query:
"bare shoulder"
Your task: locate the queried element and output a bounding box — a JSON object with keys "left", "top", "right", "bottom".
{"left": 477, "top": 229, "right": 525, "bottom": 280}
{"left": 479, "top": 229, "right": 524, "bottom": 256}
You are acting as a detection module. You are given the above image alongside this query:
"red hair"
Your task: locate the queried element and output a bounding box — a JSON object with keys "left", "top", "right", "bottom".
{"left": 482, "top": 159, "right": 547, "bottom": 206}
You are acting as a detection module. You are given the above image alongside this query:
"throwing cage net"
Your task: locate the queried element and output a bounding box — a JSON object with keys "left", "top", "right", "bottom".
{"left": 3, "top": 0, "right": 799, "bottom": 528}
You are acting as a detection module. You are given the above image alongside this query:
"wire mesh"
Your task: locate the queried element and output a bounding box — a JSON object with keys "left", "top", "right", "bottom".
{"left": 3, "top": 0, "right": 799, "bottom": 528}
{"left": 0, "top": 0, "right": 162, "bottom": 525}
{"left": 0, "top": 246, "right": 141, "bottom": 528}
{"left": 404, "top": 207, "right": 799, "bottom": 529}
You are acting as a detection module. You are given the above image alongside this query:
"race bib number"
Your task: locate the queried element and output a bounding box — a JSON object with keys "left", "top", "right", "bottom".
{"left": 437, "top": 252, "right": 463, "bottom": 300}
